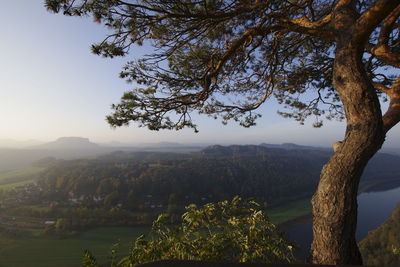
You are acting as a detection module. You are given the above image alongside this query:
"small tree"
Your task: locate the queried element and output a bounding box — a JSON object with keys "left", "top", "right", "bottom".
{"left": 83, "top": 197, "right": 295, "bottom": 266}
{"left": 46, "top": 0, "right": 400, "bottom": 264}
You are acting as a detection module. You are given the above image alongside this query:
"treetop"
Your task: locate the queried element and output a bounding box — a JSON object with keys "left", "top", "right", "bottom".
{"left": 46, "top": 0, "right": 400, "bottom": 131}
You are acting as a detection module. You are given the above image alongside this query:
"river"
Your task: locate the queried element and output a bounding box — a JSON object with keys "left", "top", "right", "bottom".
{"left": 285, "top": 186, "right": 400, "bottom": 261}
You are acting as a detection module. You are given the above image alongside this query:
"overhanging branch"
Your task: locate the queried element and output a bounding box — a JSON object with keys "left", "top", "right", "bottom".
{"left": 354, "top": 0, "right": 400, "bottom": 45}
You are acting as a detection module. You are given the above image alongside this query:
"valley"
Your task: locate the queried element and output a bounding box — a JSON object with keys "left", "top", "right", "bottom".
{"left": 0, "top": 139, "right": 400, "bottom": 266}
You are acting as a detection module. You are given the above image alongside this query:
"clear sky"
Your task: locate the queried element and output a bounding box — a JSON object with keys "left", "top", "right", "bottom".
{"left": 1, "top": 1, "right": 399, "bottom": 147}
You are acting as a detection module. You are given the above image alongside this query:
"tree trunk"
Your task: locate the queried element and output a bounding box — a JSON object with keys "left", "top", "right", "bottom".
{"left": 311, "top": 39, "right": 386, "bottom": 264}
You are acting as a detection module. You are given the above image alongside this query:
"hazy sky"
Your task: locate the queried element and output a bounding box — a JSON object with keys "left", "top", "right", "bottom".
{"left": 1, "top": 1, "right": 399, "bottom": 147}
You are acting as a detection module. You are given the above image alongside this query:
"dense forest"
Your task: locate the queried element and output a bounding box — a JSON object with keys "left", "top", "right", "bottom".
{"left": 41, "top": 145, "right": 400, "bottom": 204}
{"left": 47, "top": 146, "right": 325, "bottom": 205}
{"left": 1, "top": 145, "right": 400, "bottom": 231}
{"left": 11, "top": 146, "right": 328, "bottom": 210}
{"left": 359, "top": 204, "right": 400, "bottom": 266}
{"left": 2, "top": 145, "right": 399, "bottom": 210}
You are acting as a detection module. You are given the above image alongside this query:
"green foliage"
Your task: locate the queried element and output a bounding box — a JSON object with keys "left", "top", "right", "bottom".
{"left": 393, "top": 245, "right": 399, "bottom": 255}
{"left": 83, "top": 250, "right": 98, "bottom": 267}
{"left": 44, "top": 0, "right": 353, "bottom": 131}
{"left": 84, "top": 197, "right": 295, "bottom": 266}
{"left": 109, "top": 242, "right": 121, "bottom": 267}
{"left": 83, "top": 241, "right": 121, "bottom": 267}
{"left": 35, "top": 146, "right": 327, "bottom": 213}
{"left": 55, "top": 218, "right": 72, "bottom": 232}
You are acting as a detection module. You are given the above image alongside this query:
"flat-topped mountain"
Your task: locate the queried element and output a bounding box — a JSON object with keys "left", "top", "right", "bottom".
{"left": 33, "top": 137, "right": 100, "bottom": 150}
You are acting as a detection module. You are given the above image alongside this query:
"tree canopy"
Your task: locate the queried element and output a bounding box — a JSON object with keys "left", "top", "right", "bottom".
{"left": 46, "top": 0, "right": 398, "bottom": 131}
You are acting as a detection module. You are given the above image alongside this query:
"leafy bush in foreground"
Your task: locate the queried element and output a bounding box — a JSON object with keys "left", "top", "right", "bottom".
{"left": 83, "top": 196, "right": 295, "bottom": 266}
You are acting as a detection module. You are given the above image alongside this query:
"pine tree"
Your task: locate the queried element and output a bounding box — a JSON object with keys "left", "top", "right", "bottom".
{"left": 46, "top": 0, "right": 400, "bottom": 264}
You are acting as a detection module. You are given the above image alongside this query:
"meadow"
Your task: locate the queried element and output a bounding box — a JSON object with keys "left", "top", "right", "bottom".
{"left": 0, "top": 227, "right": 149, "bottom": 267}
{"left": 0, "top": 167, "right": 44, "bottom": 190}
{"left": 268, "top": 198, "right": 311, "bottom": 224}
{"left": 0, "top": 198, "right": 311, "bottom": 267}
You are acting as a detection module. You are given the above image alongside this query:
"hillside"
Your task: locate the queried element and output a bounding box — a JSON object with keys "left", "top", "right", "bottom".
{"left": 2, "top": 144, "right": 399, "bottom": 230}
{"left": 27, "top": 145, "right": 400, "bottom": 212}
{"left": 37, "top": 146, "right": 325, "bottom": 210}
{"left": 359, "top": 203, "right": 400, "bottom": 266}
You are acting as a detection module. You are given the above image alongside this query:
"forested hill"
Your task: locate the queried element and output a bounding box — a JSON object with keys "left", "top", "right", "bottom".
{"left": 360, "top": 203, "right": 400, "bottom": 266}
{"left": 33, "top": 145, "right": 400, "bottom": 212}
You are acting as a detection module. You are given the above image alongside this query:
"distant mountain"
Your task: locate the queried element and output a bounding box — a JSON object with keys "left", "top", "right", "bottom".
{"left": 101, "top": 141, "right": 185, "bottom": 148}
{"left": 259, "top": 142, "right": 328, "bottom": 151}
{"left": 201, "top": 144, "right": 272, "bottom": 156}
{"left": 0, "top": 137, "right": 206, "bottom": 172}
{"left": 381, "top": 147, "right": 400, "bottom": 156}
{"left": 200, "top": 144, "right": 400, "bottom": 190}
{"left": 33, "top": 137, "right": 100, "bottom": 150}
{"left": 0, "top": 138, "right": 106, "bottom": 172}
{"left": 100, "top": 141, "right": 206, "bottom": 154}
{"left": 201, "top": 143, "right": 331, "bottom": 157}
{"left": 143, "top": 142, "right": 183, "bottom": 147}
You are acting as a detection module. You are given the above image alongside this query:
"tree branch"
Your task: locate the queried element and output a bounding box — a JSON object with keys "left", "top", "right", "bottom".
{"left": 279, "top": 9, "right": 335, "bottom": 39}
{"left": 383, "top": 77, "right": 400, "bottom": 132}
{"left": 367, "top": 5, "right": 400, "bottom": 68}
{"left": 202, "top": 15, "right": 273, "bottom": 93}
{"left": 372, "top": 82, "right": 391, "bottom": 95}
{"left": 117, "top": 0, "right": 267, "bottom": 20}
{"left": 353, "top": 0, "right": 400, "bottom": 45}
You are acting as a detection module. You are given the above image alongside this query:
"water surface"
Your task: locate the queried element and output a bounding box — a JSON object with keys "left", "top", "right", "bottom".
{"left": 286, "top": 186, "right": 400, "bottom": 260}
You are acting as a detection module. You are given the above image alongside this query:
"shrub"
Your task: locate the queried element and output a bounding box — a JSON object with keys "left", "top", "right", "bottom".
{"left": 83, "top": 196, "right": 295, "bottom": 266}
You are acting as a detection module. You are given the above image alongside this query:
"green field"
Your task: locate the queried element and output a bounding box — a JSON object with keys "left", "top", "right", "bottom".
{"left": 0, "top": 167, "right": 44, "bottom": 190}
{"left": 0, "top": 198, "right": 311, "bottom": 267}
{"left": 0, "top": 179, "right": 37, "bottom": 190}
{"left": 0, "top": 227, "right": 150, "bottom": 267}
{"left": 268, "top": 198, "right": 311, "bottom": 224}
{"left": 0, "top": 167, "right": 44, "bottom": 182}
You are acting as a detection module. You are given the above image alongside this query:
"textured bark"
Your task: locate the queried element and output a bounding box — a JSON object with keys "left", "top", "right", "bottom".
{"left": 311, "top": 7, "right": 386, "bottom": 264}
